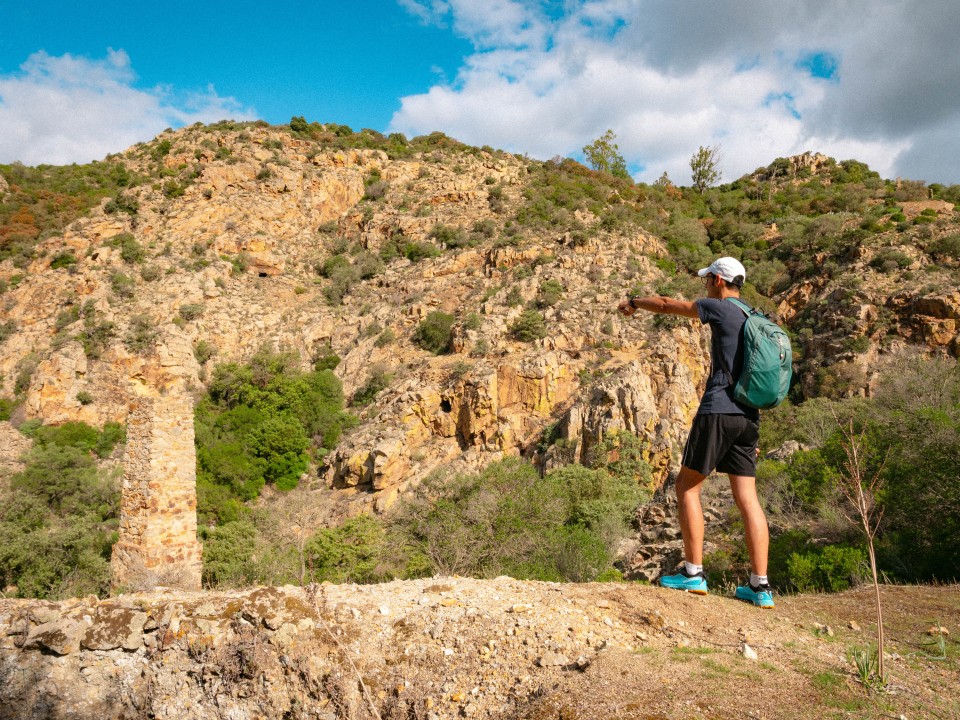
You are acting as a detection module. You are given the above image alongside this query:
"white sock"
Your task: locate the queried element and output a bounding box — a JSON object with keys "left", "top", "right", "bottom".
{"left": 685, "top": 562, "right": 704, "bottom": 576}
{"left": 750, "top": 573, "right": 768, "bottom": 588}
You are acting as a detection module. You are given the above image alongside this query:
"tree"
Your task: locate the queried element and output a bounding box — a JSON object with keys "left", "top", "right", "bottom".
{"left": 690, "top": 145, "right": 722, "bottom": 194}
{"left": 834, "top": 412, "right": 887, "bottom": 688}
{"left": 582, "top": 130, "right": 630, "bottom": 180}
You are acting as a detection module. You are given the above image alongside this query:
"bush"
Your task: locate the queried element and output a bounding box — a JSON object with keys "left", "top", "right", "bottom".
{"left": 107, "top": 232, "right": 145, "bottom": 264}
{"left": 195, "top": 349, "right": 355, "bottom": 524}
{"left": 124, "top": 314, "right": 158, "bottom": 352}
{"left": 388, "top": 457, "right": 641, "bottom": 581}
{"left": 787, "top": 545, "right": 866, "bottom": 593}
{"left": 0, "top": 320, "right": 16, "bottom": 345}
{"left": 194, "top": 339, "right": 216, "bottom": 364}
{"left": 509, "top": 310, "right": 547, "bottom": 342}
{"left": 0, "top": 396, "right": 16, "bottom": 421}
{"left": 306, "top": 515, "right": 386, "bottom": 583}
{"left": 178, "top": 303, "right": 204, "bottom": 321}
{"left": 429, "top": 223, "right": 471, "bottom": 249}
{"left": 928, "top": 233, "right": 960, "bottom": 260}
{"left": 50, "top": 252, "right": 77, "bottom": 270}
{"left": 110, "top": 272, "right": 136, "bottom": 299}
{"left": 0, "top": 422, "right": 123, "bottom": 598}
{"left": 537, "top": 279, "right": 564, "bottom": 308}
{"left": 402, "top": 241, "right": 441, "bottom": 263}
{"left": 76, "top": 321, "right": 116, "bottom": 360}
{"left": 413, "top": 312, "right": 455, "bottom": 354}
{"left": 352, "top": 366, "right": 393, "bottom": 407}
{"left": 200, "top": 520, "right": 257, "bottom": 587}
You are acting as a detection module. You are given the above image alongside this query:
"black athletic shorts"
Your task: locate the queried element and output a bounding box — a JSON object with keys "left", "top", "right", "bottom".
{"left": 681, "top": 413, "right": 759, "bottom": 477}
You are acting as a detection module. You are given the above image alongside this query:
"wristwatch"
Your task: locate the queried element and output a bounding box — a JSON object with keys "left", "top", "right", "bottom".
{"left": 630, "top": 296, "right": 643, "bottom": 308}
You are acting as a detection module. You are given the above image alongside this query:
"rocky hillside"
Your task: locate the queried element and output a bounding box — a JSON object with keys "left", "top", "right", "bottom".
{"left": 1, "top": 123, "right": 958, "bottom": 522}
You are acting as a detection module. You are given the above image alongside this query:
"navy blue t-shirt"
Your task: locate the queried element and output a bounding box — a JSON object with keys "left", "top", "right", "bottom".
{"left": 695, "top": 297, "right": 760, "bottom": 421}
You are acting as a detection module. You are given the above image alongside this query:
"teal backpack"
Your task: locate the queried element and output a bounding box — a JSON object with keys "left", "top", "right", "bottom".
{"left": 722, "top": 298, "right": 792, "bottom": 410}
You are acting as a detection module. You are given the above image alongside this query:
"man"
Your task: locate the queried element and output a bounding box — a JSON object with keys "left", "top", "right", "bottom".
{"left": 617, "top": 257, "right": 774, "bottom": 608}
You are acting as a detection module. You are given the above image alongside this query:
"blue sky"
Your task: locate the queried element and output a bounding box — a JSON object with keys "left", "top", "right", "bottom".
{"left": 2, "top": 1, "right": 959, "bottom": 185}
{"left": 0, "top": 1, "right": 470, "bottom": 132}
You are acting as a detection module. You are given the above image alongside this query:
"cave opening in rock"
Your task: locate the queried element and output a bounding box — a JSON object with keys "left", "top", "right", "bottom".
{"left": 440, "top": 399, "right": 452, "bottom": 413}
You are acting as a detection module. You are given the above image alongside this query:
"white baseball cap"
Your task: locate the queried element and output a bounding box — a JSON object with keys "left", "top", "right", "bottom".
{"left": 697, "top": 257, "right": 746, "bottom": 284}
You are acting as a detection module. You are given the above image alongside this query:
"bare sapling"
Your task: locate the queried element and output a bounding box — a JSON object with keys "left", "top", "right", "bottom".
{"left": 834, "top": 413, "right": 887, "bottom": 686}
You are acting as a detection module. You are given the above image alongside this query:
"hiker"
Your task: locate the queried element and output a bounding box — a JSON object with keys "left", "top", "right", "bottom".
{"left": 617, "top": 257, "right": 775, "bottom": 608}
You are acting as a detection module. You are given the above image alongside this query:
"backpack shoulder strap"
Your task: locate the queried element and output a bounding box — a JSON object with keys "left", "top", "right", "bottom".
{"left": 716, "top": 297, "right": 752, "bottom": 386}
{"left": 725, "top": 297, "right": 752, "bottom": 315}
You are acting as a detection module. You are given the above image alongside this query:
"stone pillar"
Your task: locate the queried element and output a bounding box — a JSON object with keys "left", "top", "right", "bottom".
{"left": 111, "top": 391, "right": 202, "bottom": 591}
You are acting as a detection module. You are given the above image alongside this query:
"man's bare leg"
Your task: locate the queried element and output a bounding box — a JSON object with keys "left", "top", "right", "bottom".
{"left": 675, "top": 465, "right": 707, "bottom": 565}
{"left": 728, "top": 474, "right": 768, "bottom": 576}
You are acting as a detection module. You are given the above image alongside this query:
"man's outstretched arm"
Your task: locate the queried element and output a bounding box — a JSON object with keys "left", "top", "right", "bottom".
{"left": 617, "top": 295, "right": 699, "bottom": 318}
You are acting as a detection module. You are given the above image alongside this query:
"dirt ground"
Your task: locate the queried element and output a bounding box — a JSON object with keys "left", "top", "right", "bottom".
{"left": 514, "top": 583, "right": 960, "bottom": 720}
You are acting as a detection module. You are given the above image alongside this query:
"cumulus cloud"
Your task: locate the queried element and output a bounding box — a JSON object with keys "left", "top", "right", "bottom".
{"left": 391, "top": 0, "right": 960, "bottom": 184}
{"left": 0, "top": 50, "right": 256, "bottom": 166}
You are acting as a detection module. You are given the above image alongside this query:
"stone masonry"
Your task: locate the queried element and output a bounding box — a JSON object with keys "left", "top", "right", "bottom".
{"left": 110, "top": 391, "right": 202, "bottom": 591}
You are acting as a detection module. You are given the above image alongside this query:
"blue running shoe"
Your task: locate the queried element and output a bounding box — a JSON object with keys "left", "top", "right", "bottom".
{"left": 735, "top": 582, "right": 775, "bottom": 608}
{"left": 659, "top": 567, "right": 708, "bottom": 595}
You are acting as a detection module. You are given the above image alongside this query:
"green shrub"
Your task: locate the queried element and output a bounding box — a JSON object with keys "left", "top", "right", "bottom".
{"left": 194, "top": 339, "right": 216, "bottom": 364}
{"left": 0, "top": 320, "right": 15, "bottom": 345}
{"left": 103, "top": 193, "right": 139, "bottom": 215}
{"left": 200, "top": 520, "right": 257, "bottom": 587}
{"left": 107, "top": 232, "right": 145, "bottom": 264}
{"left": 195, "top": 349, "right": 355, "bottom": 524}
{"left": 76, "top": 321, "right": 116, "bottom": 360}
{"left": 110, "top": 272, "right": 136, "bottom": 298}
{"left": 413, "top": 312, "right": 455, "bottom": 354}
{"left": 178, "top": 303, "right": 204, "bottom": 321}
{"left": 55, "top": 306, "right": 80, "bottom": 331}
{"left": 0, "top": 397, "right": 16, "bottom": 421}
{"left": 139, "top": 264, "right": 162, "bottom": 281}
{"left": 14, "top": 353, "right": 39, "bottom": 396}
{"left": 537, "top": 279, "right": 564, "bottom": 308}
{"left": 509, "top": 310, "right": 547, "bottom": 342}
{"left": 402, "top": 241, "right": 441, "bottom": 263}
{"left": 388, "top": 457, "right": 640, "bottom": 581}
{"left": 374, "top": 328, "right": 396, "bottom": 347}
{"left": 0, "top": 422, "right": 124, "bottom": 598}
{"left": 869, "top": 248, "right": 912, "bottom": 272}
{"left": 50, "top": 252, "right": 77, "bottom": 270}
{"left": 306, "top": 515, "right": 386, "bottom": 583}
{"left": 124, "top": 314, "right": 158, "bottom": 352}
{"left": 787, "top": 545, "right": 866, "bottom": 593}
{"left": 429, "top": 223, "right": 471, "bottom": 249}
{"left": 928, "top": 233, "right": 960, "bottom": 260}
{"left": 352, "top": 366, "right": 393, "bottom": 407}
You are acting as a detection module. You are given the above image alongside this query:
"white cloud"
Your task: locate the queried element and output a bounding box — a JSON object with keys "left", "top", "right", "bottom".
{"left": 0, "top": 50, "right": 256, "bottom": 166}
{"left": 391, "top": 0, "right": 960, "bottom": 184}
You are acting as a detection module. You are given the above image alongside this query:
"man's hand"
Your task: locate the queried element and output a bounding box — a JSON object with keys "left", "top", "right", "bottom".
{"left": 617, "top": 297, "right": 636, "bottom": 317}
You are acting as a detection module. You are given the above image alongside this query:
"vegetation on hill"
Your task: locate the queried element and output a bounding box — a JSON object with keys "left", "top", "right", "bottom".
{"left": 720, "top": 357, "right": 960, "bottom": 591}
{"left": 200, "top": 435, "right": 650, "bottom": 588}
{"left": 194, "top": 348, "right": 356, "bottom": 526}
{"left": 0, "top": 421, "right": 124, "bottom": 599}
